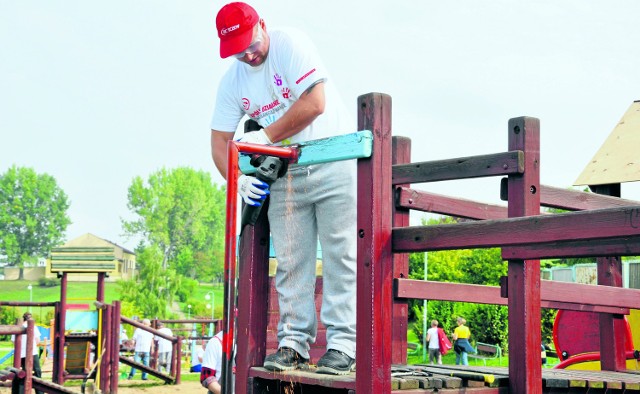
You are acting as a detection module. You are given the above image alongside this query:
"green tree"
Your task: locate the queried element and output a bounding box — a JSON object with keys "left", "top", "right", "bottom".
{"left": 122, "top": 167, "right": 226, "bottom": 280}
{"left": 118, "top": 245, "right": 181, "bottom": 319}
{"left": 0, "top": 166, "right": 71, "bottom": 278}
{"left": 459, "top": 248, "right": 506, "bottom": 286}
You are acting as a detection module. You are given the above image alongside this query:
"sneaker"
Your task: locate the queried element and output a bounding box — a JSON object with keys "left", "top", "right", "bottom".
{"left": 316, "top": 349, "right": 355, "bottom": 375}
{"left": 263, "top": 347, "right": 309, "bottom": 372}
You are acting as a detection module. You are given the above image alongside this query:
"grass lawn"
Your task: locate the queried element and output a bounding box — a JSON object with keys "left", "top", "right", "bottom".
{"left": 406, "top": 329, "right": 560, "bottom": 367}
{"left": 1, "top": 279, "right": 225, "bottom": 320}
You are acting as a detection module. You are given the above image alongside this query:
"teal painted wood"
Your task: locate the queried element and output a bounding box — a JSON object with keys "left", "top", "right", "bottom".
{"left": 239, "top": 130, "right": 373, "bottom": 174}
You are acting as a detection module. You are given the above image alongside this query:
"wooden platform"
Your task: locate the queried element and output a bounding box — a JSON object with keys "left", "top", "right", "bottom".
{"left": 247, "top": 364, "right": 640, "bottom": 393}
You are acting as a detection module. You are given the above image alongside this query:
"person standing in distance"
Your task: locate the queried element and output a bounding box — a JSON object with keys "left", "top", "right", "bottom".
{"left": 128, "top": 318, "right": 154, "bottom": 380}
{"left": 425, "top": 320, "right": 442, "bottom": 365}
{"left": 154, "top": 322, "right": 173, "bottom": 373}
{"left": 12, "top": 312, "right": 43, "bottom": 394}
{"left": 210, "top": 2, "right": 357, "bottom": 375}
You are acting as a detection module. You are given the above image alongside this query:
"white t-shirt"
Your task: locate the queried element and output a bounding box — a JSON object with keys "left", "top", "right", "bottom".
{"left": 202, "top": 331, "right": 223, "bottom": 380}
{"left": 427, "top": 327, "right": 440, "bottom": 349}
{"left": 211, "top": 27, "right": 352, "bottom": 145}
{"left": 132, "top": 327, "right": 154, "bottom": 352}
{"left": 11, "top": 322, "right": 41, "bottom": 358}
{"left": 154, "top": 327, "right": 173, "bottom": 353}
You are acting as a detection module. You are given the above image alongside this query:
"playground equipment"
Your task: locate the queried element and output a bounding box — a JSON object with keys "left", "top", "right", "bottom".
{"left": 0, "top": 318, "right": 83, "bottom": 394}
{"left": 553, "top": 310, "right": 640, "bottom": 370}
{"left": 118, "top": 316, "right": 182, "bottom": 385}
{"left": 225, "top": 92, "right": 640, "bottom": 393}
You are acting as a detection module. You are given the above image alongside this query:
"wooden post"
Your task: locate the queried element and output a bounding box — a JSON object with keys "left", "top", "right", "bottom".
{"left": 391, "top": 136, "right": 411, "bottom": 364}
{"left": 175, "top": 336, "right": 182, "bottom": 385}
{"left": 506, "top": 117, "right": 542, "bottom": 393}
{"left": 236, "top": 201, "right": 271, "bottom": 394}
{"left": 356, "top": 92, "right": 393, "bottom": 393}
{"left": 24, "top": 319, "right": 34, "bottom": 393}
{"left": 589, "top": 183, "right": 627, "bottom": 370}
{"left": 100, "top": 304, "right": 112, "bottom": 393}
{"left": 13, "top": 318, "right": 23, "bottom": 369}
{"left": 111, "top": 301, "right": 121, "bottom": 394}
{"left": 597, "top": 256, "right": 627, "bottom": 370}
{"left": 57, "top": 272, "right": 68, "bottom": 384}
{"left": 97, "top": 272, "right": 106, "bottom": 303}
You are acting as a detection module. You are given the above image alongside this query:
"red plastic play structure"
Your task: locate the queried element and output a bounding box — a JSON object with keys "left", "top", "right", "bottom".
{"left": 226, "top": 92, "right": 640, "bottom": 393}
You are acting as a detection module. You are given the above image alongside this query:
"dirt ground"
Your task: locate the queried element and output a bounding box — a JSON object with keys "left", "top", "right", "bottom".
{"left": 0, "top": 379, "right": 204, "bottom": 394}
{"left": 117, "top": 379, "right": 203, "bottom": 393}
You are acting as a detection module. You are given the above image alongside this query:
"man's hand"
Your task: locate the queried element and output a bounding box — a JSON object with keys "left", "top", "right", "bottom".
{"left": 238, "top": 174, "right": 269, "bottom": 206}
{"left": 238, "top": 129, "right": 272, "bottom": 145}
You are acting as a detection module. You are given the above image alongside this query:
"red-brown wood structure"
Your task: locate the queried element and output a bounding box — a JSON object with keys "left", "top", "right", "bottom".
{"left": 232, "top": 92, "right": 640, "bottom": 393}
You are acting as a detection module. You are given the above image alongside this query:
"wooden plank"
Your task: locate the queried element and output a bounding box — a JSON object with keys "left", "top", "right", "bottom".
{"left": 51, "top": 247, "right": 114, "bottom": 253}
{"left": 118, "top": 356, "right": 175, "bottom": 384}
{"left": 396, "top": 187, "right": 508, "bottom": 220}
{"left": 539, "top": 184, "right": 640, "bottom": 211}
{"left": 392, "top": 151, "right": 524, "bottom": 185}
{"left": 395, "top": 278, "right": 631, "bottom": 314}
{"left": 393, "top": 205, "right": 640, "bottom": 252}
{"left": 51, "top": 255, "right": 114, "bottom": 261}
{"left": 541, "top": 279, "right": 640, "bottom": 310}
{"left": 392, "top": 183, "right": 638, "bottom": 221}
{"left": 239, "top": 130, "right": 373, "bottom": 174}
{"left": 503, "top": 236, "right": 640, "bottom": 259}
{"left": 391, "top": 136, "right": 411, "bottom": 364}
{"left": 248, "top": 367, "right": 356, "bottom": 390}
{"left": 430, "top": 373, "right": 462, "bottom": 388}
{"left": 506, "top": 116, "right": 542, "bottom": 393}
{"left": 356, "top": 93, "right": 393, "bottom": 394}
{"left": 50, "top": 263, "right": 116, "bottom": 272}
{"left": 32, "top": 377, "right": 82, "bottom": 394}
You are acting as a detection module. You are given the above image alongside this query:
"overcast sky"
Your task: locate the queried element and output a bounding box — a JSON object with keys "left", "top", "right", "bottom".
{"left": 1, "top": 1, "right": 639, "bottom": 249}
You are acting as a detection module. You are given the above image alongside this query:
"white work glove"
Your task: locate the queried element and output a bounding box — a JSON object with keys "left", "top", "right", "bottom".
{"left": 238, "top": 174, "right": 270, "bottom": 206}
{"left": 237, "top": 129, "right": 272, "bottom": 145}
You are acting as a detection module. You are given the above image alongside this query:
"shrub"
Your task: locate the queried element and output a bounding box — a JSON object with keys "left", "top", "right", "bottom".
{"left": 38, "top": 277, "right": 59, "bottom": 287}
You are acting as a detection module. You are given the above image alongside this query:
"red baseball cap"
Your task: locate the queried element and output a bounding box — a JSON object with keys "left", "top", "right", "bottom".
{"left": 216, "top": 2, "right": 259, "bottom": 59}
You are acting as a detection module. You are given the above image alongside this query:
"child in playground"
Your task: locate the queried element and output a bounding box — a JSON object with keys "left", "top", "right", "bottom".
{"left": 127, "top": 318, "right": 154, "bottom": 380}
{"left": 200, "top": 331, "right": 226, "bottom": 394}
{"left": 190, "top": 340, "right": 206, "bottom": 372}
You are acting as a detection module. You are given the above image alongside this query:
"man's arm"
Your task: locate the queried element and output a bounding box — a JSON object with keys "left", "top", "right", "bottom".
{"left": 262, "top": 82, "right": 325, "bottom": 143}
{"left": 210, "top": 130, "right": 236, "bottom": 179}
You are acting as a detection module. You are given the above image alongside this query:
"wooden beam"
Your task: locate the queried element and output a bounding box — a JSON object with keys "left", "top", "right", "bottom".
{"left": 395, "top": 186, "right": 508, "bottom": 219}
{"left": 239, "top": 130, "right": 373, "bottom": 174}
{"left": 506, "top": 116, "right": 541, "bottom": 393}
{"left": 394, "top": 279, "right": 631, "bottom": 314}
{"left": 392, "top": 150, "right": 523, "bottom": 185}
{"left": 539, "top": 185, "right": 640, "bottom": 211}
{"left": 391, "top": 136, "right": 411, "bottom": 364}
{"left": 503, "top": 236, "right": 640, "bottom": 259}
{"left": 393, "top": 205, "right": 640, "bottom": 252}
{"left": 356, "top": 93, "right": 393, "bottom": 394}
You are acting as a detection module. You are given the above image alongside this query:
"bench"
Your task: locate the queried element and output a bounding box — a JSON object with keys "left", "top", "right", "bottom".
{"left": 468, "top": 342, "right": 501, "bottom": 366}
{"left": 407, "top": 342, "right": 422, "bottom": 357}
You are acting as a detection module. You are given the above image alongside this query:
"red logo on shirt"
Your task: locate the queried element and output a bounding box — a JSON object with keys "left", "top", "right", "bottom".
{"left": 295, "top": 68, "right": 316, "bottom": 85}
{"left": 242, "top": 98, "right": 250, "bottom": 110}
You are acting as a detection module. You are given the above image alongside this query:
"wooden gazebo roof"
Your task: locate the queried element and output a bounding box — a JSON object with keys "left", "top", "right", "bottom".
{"left": 575, "top": 100, "right": 640, "bottom": 186}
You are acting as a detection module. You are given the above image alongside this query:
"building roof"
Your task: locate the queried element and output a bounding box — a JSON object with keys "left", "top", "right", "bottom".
{"left": 63, "top": 233, "right": 135, "bottom": 255}
{"left": 575, "top": 100, "right": 640, "bottom": 186}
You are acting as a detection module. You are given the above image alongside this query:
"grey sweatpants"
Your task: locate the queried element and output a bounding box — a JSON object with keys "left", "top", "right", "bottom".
{"left": 268, "top": 159, "right": 357, "bottom": 359}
